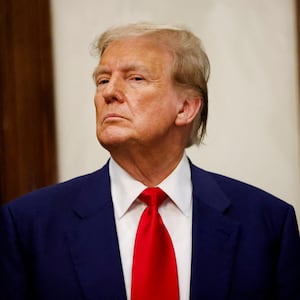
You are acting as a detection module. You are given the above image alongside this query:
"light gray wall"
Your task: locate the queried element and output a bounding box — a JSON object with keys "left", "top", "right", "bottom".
{"left": 50, "top": 0, "right": 300, "bottom": 221}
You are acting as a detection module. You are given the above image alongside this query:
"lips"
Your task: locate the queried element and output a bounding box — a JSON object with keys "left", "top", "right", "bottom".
{"left": 103, "top": 113, "right": 126, "bottom": 123}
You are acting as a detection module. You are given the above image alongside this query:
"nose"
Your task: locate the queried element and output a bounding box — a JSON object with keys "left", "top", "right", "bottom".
{"left": 102, "top": 76, "right": 125, "bottom": 103}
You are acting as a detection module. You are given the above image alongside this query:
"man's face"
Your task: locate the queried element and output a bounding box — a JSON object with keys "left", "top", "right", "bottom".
{"left": 94, "top": 36, "right": 185, "bottom": 151}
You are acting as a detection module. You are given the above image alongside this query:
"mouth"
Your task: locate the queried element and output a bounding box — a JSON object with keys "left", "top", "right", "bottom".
{"left": 102, "top": 113, "right": 126, "bottom": 123}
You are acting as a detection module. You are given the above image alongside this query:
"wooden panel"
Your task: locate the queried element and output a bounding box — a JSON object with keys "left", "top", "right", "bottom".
{"left": 0, "top": 0, "right": 57, "bottom": 204}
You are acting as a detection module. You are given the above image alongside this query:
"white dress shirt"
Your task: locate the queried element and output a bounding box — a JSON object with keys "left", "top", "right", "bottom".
{"left": 109, "top": 155, "right": 193, "bottom": 300}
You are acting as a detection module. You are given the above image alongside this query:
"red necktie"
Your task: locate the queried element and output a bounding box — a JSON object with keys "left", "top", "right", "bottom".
{"left": 131, "top": 187, "right": 179, "bottom": 300}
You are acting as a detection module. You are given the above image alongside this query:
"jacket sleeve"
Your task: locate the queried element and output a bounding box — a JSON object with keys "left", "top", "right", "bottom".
{"left": 0, "top": 205, "right": 30, "bottom": 300}
{"left": 276, "top": 205, "right": 300, "bottom": 300}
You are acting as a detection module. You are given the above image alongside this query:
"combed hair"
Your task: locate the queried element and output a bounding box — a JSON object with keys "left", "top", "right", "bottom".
{"left": 93, "top": 22, "right": 210, "bottom": 146}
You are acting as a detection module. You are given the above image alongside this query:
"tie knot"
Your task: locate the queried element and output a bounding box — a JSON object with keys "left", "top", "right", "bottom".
{"left": 139, "top": 187, "right": 167, "bottom": 208}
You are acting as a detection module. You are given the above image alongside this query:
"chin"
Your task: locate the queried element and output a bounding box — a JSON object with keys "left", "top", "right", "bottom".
{"left": 97, "top": 131, "right": 130, "bottom": 150}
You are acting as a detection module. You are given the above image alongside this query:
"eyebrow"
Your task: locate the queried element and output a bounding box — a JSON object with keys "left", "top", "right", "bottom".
{"left": 93, "top": 66, "right": 109, "bottom": 80}
{"left": 93, "top": 63, "right": 151, "bottom": 80}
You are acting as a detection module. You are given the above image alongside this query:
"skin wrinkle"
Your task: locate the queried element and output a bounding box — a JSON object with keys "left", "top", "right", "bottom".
{"left": 94, "top": 36, "right": 201, "bottom": 186}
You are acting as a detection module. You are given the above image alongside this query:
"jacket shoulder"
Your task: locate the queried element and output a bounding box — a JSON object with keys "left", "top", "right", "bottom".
{"left": 190, "top": 163, "right": 294, "bottom": 215}
{"left": 3, "top": 165, "right": 109, "bottom": 215}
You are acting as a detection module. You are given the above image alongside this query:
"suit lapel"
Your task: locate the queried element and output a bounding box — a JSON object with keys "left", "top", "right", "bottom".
{"left": 64, "top": 161, "right": 240, "bottom": 299}
{"left": 65, "top": 164, "right": 127, "bottom": 300}
{"left": 190, "top": 164, "right": 240, "bottom": 300}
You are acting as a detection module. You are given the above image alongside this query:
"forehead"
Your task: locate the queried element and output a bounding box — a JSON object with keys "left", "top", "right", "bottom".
{"left": 99, "top": 36, "right": 174, "bottom": 71}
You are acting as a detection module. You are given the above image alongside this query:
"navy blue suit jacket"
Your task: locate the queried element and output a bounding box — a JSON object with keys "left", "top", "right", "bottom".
{"left": 1, "top": 162, "right": 300, "bottom": 299}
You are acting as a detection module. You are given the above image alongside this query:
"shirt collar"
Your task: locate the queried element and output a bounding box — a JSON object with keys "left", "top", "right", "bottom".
{"left": 109, "top": 154, "right": 192, "bottom": 219}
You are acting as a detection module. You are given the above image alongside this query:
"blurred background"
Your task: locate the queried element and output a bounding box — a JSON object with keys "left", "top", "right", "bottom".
{"left": 1, "top": 0, "right": 299, "bottom": 224}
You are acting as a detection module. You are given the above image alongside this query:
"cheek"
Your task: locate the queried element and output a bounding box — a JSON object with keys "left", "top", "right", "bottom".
{"left": 94, "top": 92, "right": 102, "bottom": 106}
{"left": 94, "top": 95, "right": 104, "bottom": 116}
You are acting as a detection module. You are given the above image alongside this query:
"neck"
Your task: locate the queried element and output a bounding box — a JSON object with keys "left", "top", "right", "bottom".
{"left": 110, "top": 145, "right": 185, "bottom": 187}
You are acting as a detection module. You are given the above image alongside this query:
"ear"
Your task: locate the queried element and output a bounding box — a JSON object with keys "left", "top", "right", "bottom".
{"left": 175, "top": 96, "right": 202, "bottom": 127}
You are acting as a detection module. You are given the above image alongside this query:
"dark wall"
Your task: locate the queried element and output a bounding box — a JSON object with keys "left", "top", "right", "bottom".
{"left": 0, "top": 0, "right": 57, "bottom": 204}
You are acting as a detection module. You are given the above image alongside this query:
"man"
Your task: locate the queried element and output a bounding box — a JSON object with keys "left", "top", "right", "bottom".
{"left": 1, "top": 22, "right": 299, "bottom": 300}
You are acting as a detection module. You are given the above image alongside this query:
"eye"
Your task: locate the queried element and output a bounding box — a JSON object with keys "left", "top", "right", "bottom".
{"left": 96, "top": 78, "right": 109, "bottom": 86}
{"left": 130, "top": 76, "right": 144, "bottom": 82}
